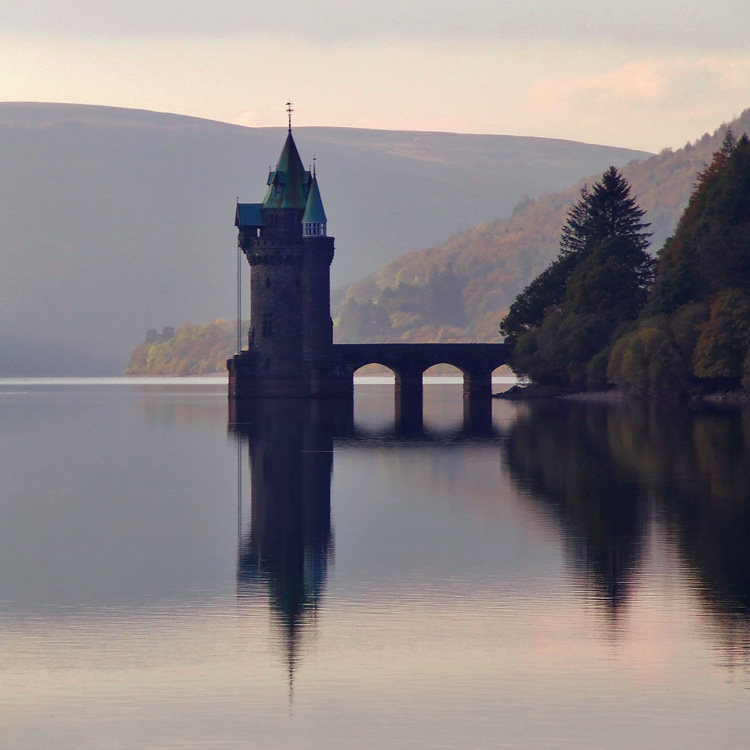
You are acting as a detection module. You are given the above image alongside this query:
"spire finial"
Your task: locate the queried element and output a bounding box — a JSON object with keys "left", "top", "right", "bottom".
{"left": 286, "top": 101, "right": 293, "bottom": 132}
{"left": 312, "top": 155, "right": 316, "bottom": 177}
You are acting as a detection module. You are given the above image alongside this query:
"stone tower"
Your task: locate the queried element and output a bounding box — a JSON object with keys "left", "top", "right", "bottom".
{"left": 229, "top": 125, "right": 346, "bottom": 401}
{"left": 227, "top": 116, "right": 510, "bottom": 420}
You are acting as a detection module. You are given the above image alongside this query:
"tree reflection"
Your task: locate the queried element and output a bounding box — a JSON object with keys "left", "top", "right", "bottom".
{"left": 608, "top": 404, "right": 750, "bottom": 618}
{"left": 504, "top": 402, "right": 649, "bottom": 620}
{"left": 504, "top": 400, "right": 750, "bottom": 649}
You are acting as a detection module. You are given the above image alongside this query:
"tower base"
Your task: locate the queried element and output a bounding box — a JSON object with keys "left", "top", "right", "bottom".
{"left": 228, "top": 351, "right": 354, "bottom": 401}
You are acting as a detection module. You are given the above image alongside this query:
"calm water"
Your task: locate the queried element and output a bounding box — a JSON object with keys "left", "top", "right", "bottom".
{"left": 0, "top": 379, "right": 749, "bottom": 749}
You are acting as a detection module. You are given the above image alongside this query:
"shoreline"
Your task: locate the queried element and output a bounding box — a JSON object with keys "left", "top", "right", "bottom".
{"left": 495, "top": 383, "right": 750, "bottom": 404}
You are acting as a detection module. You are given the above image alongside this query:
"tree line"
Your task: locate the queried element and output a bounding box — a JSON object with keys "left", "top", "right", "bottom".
{"left": 126, "top": 320, "right": 241, "bottom": 376}
{"left": 501, "top": 129, "right": 750, "bottom": 396}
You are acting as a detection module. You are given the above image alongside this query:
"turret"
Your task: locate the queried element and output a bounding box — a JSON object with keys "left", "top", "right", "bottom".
{"left": 302, "top": 167, "right": 327, "bottom": 237}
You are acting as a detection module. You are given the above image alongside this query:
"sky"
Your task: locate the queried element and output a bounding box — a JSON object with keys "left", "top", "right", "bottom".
{"left": 1, "top": 0, "right": 749, "bottom": 152}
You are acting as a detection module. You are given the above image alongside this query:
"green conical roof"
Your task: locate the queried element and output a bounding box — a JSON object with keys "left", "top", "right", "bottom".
{"left": 262, "top": 131, "right": 311, "bottom": 210}
{"left": 302, "top": 174, "right": 327, "bottom": 224}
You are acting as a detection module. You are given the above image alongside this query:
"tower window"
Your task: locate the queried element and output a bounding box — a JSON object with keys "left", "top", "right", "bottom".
{"left": 262, "top": 313, "right": 274, "bottom": 337}
{"left": 303, "top": 222, "right": 326, "bottom": 237}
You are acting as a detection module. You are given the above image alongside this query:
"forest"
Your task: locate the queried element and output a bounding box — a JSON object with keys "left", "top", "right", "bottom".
{"left": 504, "top": 129, "right": 750, "bottom": 396}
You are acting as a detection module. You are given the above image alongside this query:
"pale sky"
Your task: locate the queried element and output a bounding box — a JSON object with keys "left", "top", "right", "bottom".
{"left": 2, "top": 0, "right": 749, "bottom": 151}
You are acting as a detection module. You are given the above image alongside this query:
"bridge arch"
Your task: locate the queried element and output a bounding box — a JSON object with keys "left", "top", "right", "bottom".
{"left": 351, "top": 362, "right": 398, "bottom": 429}
{"left": 334, "top": 343, "right": 509, "bottom": 402}
{"left": 423, "top": 363, "right": 467, "bottom": 380}
{"left": 352, "top": 362, "right": 397, "bottom": 381}
{"left": 323, "top": 343, "right": 510, "bottom": 433}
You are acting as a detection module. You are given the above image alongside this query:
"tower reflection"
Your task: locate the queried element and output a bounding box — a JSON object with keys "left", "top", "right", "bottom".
{"left": 231, "top": 393, "right": 499, "bottom": 677}
{"left": 232, "top": 399, "right": 353, "bottom": 683}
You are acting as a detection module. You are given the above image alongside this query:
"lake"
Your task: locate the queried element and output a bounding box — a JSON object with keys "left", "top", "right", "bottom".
{"left": 0, "top": 379, "right": 748, "bottom": 749}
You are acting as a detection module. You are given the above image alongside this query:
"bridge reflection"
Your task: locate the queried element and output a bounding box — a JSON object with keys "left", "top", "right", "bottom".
{"left": 230, "top": 396, "right": 501, "bottom": 682}
{"left": 231, "top": 395, "right": 750, "bottom": 679}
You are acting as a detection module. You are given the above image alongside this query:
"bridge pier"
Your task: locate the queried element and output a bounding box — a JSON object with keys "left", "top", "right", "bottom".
{"left": 395, "top": 370, "right": 424, "bottom": 402}
{"left": 461, "top": 369, "right": 494, "bottom": 433}
{"left": 394, "top": 395, "right": 424, "bottom": 434}
{"left": 394, "top": 369, "right": 424, "bottom": 434}
{"left": 463, "top": 369, "right": 493, "bottom": 402}
{"left": 462, "top": 394, "right": 493, "bottom": 434}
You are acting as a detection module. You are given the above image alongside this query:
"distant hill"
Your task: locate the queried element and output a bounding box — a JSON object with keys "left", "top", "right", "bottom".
{"left": 336, "top": 109, "right": 750, "bottom": 345}
{"left": 125, "top": 321, "right": 239, "bottom": 376}
{"left": 0, "top": 102, "right": 649, "bottom": 374}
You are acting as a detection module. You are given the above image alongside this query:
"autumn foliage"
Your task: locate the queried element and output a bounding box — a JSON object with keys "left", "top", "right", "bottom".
{"left": 609, "top": 130, "right": 750, "bottom": 395}
{"left": 126, "top": 320, "right": 243, "bottom": 375}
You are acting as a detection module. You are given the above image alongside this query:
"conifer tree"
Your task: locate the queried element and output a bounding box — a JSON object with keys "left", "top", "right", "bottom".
{"left": 500, "top": 167, "right": 652, "bottom": 347}
{"left": 647, "top": 127, "right": 750, "bottom": 315}
{"left": 560, "top": 168, "right": 651, "bottom": 258}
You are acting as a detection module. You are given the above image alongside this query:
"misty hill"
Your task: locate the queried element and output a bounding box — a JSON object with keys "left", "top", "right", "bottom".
{"left": 0, "top": 102, "right": 649, "bottom": 374}
{"left": 125, "top": 321, "right": 238, "bottom": 376}
{"left": 336, "top": 110, "right": 750, "bottom": 345}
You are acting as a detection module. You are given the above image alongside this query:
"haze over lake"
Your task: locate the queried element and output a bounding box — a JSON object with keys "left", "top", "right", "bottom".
{"left": 0, "top": 379, "right": 748, "bottom": 748}
{"left": 0, "top": 103, "right": 651, "bottom": 375}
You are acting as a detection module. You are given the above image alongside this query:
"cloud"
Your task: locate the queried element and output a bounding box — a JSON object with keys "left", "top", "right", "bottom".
{"left": 0, "top": 0, "right": 748, "bottom": 52}
{"left": 526, "top": 56, "right": 750, "bottom": 149}
{"left": 530, "top": 57, "right": 750, "bottom": 109}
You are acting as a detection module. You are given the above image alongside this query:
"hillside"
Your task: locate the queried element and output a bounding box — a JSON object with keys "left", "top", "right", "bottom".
{"left": 335, "top": 109, "right": 750, "bottom": 345}
{"left": 125, "top": 321, "right": 239, "bottom": 376}
{"left": 0, "top": 102, "right": 649, "bottom": 374}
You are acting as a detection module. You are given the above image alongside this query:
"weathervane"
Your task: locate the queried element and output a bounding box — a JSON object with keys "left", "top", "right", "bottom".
{"left": 286, "top": 101, "right": 293, "bottom": 132}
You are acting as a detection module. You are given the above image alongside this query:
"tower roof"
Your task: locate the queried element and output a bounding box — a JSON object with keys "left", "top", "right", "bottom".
{"left": 302, "top": 173, "right": 327, "bottom": 224}
{"left": 262, "top": 131, "right": 311, "bottom": 210}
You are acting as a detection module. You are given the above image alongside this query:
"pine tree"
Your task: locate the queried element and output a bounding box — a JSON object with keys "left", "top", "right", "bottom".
{"left": 559, "top": 169, "right": 651, "bottom": 258}
{"left": 500, "top": 167, "right": 652, "bottom": 346}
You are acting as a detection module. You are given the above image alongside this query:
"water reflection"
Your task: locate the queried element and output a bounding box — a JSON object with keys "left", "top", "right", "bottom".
{"left": 232, "top": 400, "right": 347, "bottom": 688}
{"left": 232, "top": 394, "right": 750, "bottom": 684}
{"left": 504, "top": 400, "right": 750, "bottom": 652}
{"left": 5, "top": 382, "right": 750, "bottom": 746}
{"left": 504, "top": 402, "right": 650, "bottom": 620}
{"left": 230, "top": 396, "right": 501, "bottom": 679}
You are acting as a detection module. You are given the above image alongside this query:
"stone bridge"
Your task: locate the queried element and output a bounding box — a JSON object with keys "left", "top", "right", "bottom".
{"left": 332, "top": 343, "right": 511, "bottom": 402}
{"left": 230, "top": 127, "right": 513, "bottom": 419}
